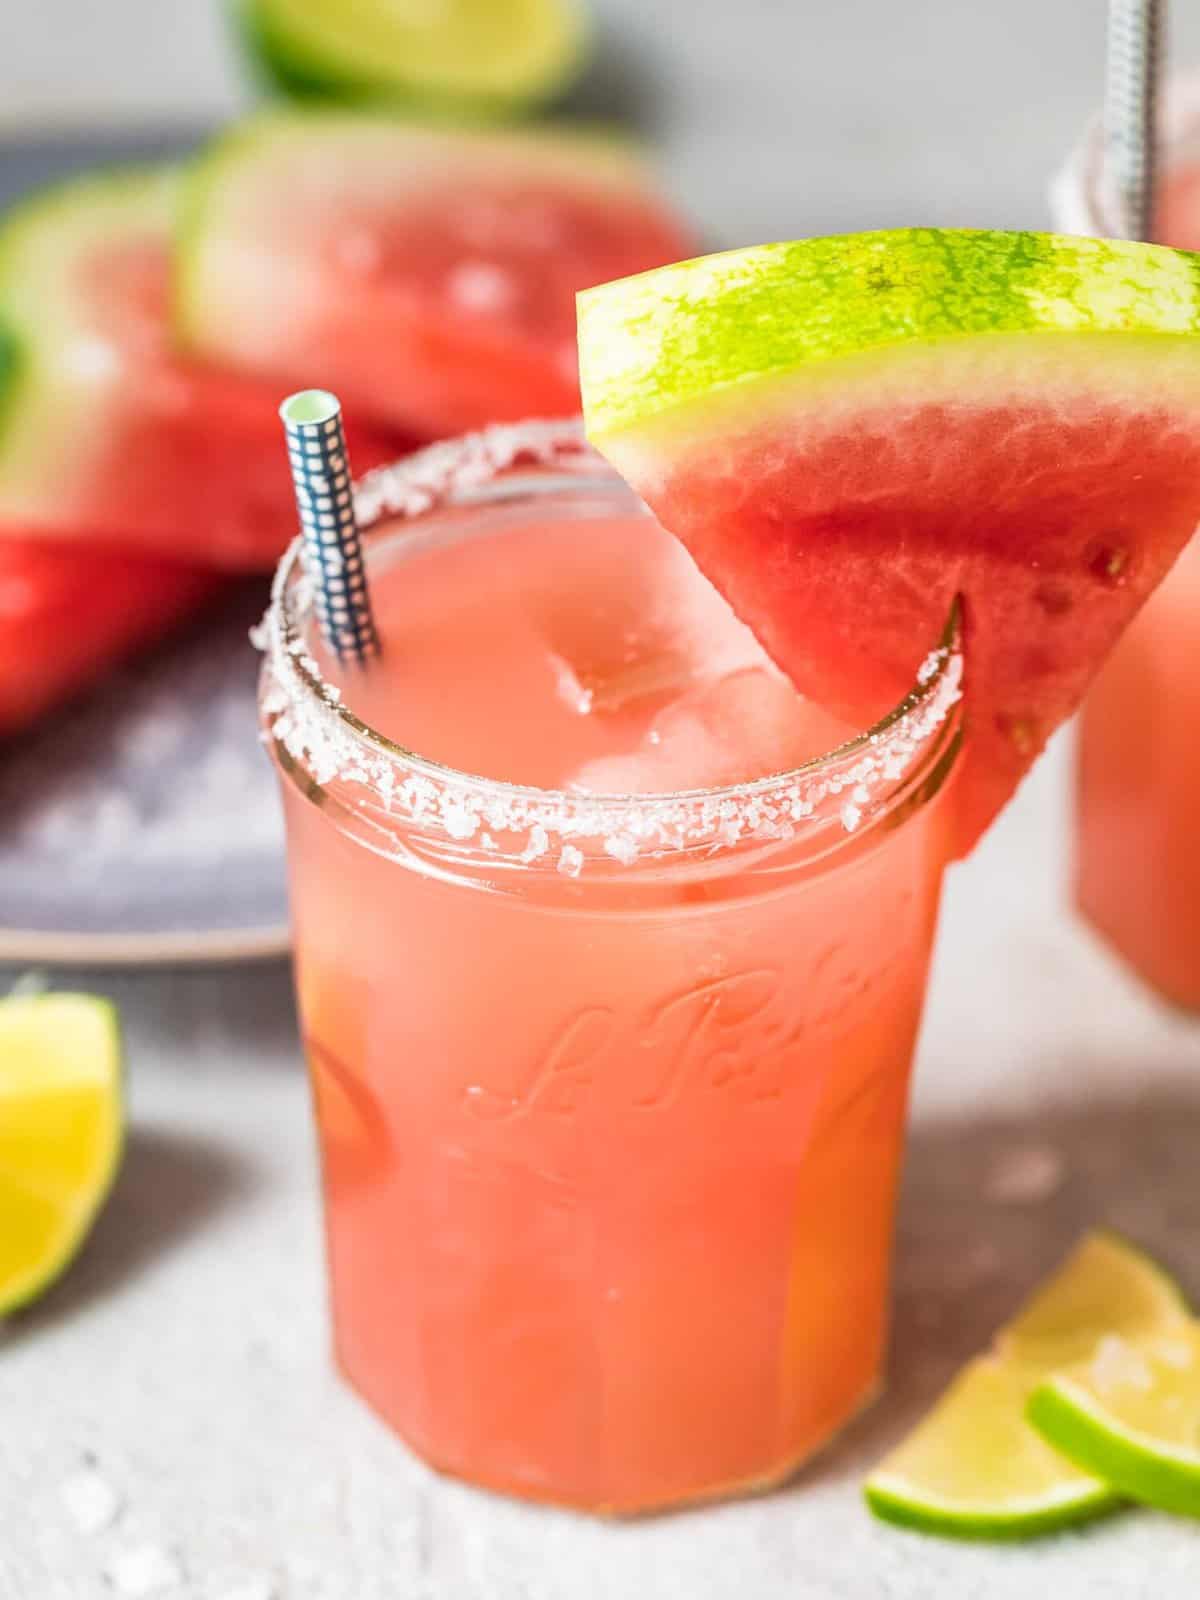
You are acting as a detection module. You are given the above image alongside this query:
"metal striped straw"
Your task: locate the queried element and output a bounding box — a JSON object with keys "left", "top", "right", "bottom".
{"left": 279, "top": 389, "right": 379, "bottom": 665}
{"left": 1103, "top": 0, "right": 1164, "bottom": 241}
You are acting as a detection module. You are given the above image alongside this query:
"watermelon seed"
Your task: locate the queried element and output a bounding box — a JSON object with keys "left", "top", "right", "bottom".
{"left": 1088, "top": 543, "right": 1128, "bottom": 584}
{"left": 998, "top": 715, "right": 1036, "bottom": 756}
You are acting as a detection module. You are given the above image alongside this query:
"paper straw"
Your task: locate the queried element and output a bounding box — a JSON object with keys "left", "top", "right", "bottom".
{"left": 1103, "top": 0, "right": 1164, "bottom": 241}
{"left": 279, "top": 389, "right": 379, "bottom": 666}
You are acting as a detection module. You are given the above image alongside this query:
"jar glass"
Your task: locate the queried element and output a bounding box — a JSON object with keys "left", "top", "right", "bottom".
{"left": 259, "top": 436, "right": 963, "bottom": 1512}
{"left": 1053, "top": 76, "right": 1200, "bottom": 1008}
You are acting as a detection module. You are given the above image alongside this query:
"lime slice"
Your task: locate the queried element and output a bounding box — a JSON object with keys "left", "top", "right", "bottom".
{"left": 1002, "top": 1231, "right": 1192, "bottom": 1366}
{"left": 865, "top": 1357, "right": 1118, "bottom": 1539}
{"left": 865, "top": 1233, "right": 1189, "bottom": 1538}
{"left": 0, "top": 994, "right": 123, "bottom": 1313}
{"left": 235, "top": 0, "right": 589, "bottom": 110}
{"left": 1029, "top": 1327, "right": 1200, "bottom": 1518}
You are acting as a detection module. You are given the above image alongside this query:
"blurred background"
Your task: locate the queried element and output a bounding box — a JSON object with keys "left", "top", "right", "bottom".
{"left": 6, "top": 0, "right": 1200, "bottom": 239}
{"left": 6, "top": 3, "right": 1200, "bottom": 1594}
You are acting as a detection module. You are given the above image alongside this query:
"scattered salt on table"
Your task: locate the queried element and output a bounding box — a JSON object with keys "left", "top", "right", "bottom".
{"left": 60, "top": 1466, "right": 121, "bottom": 1534}
{"left": 105, "top": 1542, "right": 183, "bottom": 1597}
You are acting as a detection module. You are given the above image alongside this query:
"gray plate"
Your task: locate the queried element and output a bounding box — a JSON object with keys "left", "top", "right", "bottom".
{"left": 0, "top": 588, "right": 289, "bottom": 965}
{"left": 0, "top": 130, "right": 292, "bottom": 965}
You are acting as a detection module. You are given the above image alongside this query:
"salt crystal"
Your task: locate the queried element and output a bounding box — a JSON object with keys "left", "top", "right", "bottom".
{"left": 985, "top": 1143, "right": 1065, "bottom": 1205}
{"left": 106, "top": 1543, "right": 183, "bottom": 1596}
{"left": 839, "top": 801, "right": 862, "bottom": 832}
{"left": 604, "top": 832, "right": 640, "bottom": 866}
{"left": 442, "top": 801, "right": 479, "bottom": 840}
{"left": 520, "top": 824, "right": 549, "bottom": 863}
{"left": 213, "top": 1579, "right": 276, "bottom": 1600}
{"left": 60, "top": 1466, "right": 121, "bottom": 1534}
{"left": 917, "top": 646, "right": 946, "bottom": 685}
{"left": 557, "top": 845, "right": 584, "bottom": 878}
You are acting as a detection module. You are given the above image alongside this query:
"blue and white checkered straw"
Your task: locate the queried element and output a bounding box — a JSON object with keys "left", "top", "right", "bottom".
{"left": 279, "top": 389, "right": 379, "bottom": 665}
{"left": 1104, "top": 0, "right": 1164, "bottom": 242}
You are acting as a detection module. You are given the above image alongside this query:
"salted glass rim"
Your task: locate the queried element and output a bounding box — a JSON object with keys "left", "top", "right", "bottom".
{"left": 260, "top": 419, "right": 966, "bottom": 812}
{"left": 258, "top": 420, "right": 963, "bottom": 869}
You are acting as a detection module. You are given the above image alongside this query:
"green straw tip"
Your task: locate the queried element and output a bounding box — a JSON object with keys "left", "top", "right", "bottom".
{"left": 279, "top": 388, "right": 341, "bottom": 427}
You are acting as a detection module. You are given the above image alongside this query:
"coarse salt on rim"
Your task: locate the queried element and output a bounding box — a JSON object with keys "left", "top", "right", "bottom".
{"left": 257, "top": 418, "right": 963, "bottom": 870}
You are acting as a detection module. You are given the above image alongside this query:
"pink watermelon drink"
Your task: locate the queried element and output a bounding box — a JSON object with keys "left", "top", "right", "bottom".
{"left": 1055, "top": 88, "right": 1200, "bottom": 1007}
{"left": 262, "top": 428, "right": 964, "bottom": 1512}
{"left": 264, "top": 230, "right": 1200, "bottom": 1513}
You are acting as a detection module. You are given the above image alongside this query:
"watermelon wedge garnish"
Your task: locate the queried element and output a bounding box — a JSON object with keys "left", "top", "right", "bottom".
{"left": 0, "top": 538, "right": 219, "bottom": 737}
{"left": 175, "top": 112, "right": 694, "bottom": 439}
{"left": 0, "top": 166, "right": 401, "bottom": 571}
{"left": 578, "top": 229, "right": 1200, "bottom": 850}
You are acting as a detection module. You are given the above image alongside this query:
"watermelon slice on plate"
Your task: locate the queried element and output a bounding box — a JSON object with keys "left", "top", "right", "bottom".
{"left": 578, "top": 229, "right": 1200, "bottom": 851}
{"left": 0, "top": 537, "right": 219, "bottom": 737}
{"left": 175, "top": 112, "right": 694, "bottom": 439}
{"left": 0, "top": 166, "right": 402, "bottom": 571}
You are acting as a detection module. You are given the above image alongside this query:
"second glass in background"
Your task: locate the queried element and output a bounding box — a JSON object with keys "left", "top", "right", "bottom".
{"left": 1054, "top": 72, "right": 1200, "bottom": 1009}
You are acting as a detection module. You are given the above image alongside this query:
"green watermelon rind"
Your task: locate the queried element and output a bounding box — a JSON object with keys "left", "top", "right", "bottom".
{"left": 578, "top": 230, "right": 1200, "bottom": 440}
{"left": 173, "top": 108, "right": 667, "bottom": 352}
{"left": 0, "top": 322, "right": 22, "bottom": 453}
{"left": 0, "top": 166, "right": 179, "bottom": 503}
{"left": 0, "top": 164, "right": 178, "bottom": 336}
{"left": 231, "top": 0, "right": 589, "bottom": 112}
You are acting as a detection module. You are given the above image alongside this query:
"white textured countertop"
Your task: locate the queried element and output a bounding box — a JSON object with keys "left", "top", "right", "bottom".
{"left": 4, "top": 2, "right": 1200, "bottom": 1592}
{"left": 5, "top": 745, "right": 1200, "bottom": 1600}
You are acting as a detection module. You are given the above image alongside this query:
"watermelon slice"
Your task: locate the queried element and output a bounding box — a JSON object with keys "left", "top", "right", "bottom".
{"left": 0, "top": 166, "right": 401, "bottom": 571}
{"left": 577, "top": 229, "right": 1200, "bottom": 851}
{"left": 0, "top": 538, "right": 219, "bottom": 737}
{"left": 175, "top": 112, "right": 694, "bottom": 439}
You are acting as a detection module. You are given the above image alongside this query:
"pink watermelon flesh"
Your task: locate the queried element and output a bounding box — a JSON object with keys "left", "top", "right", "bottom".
{"left": 5, "top": 236, "right": 407, "bottom": 571}
{"left": 617, "top": 401, "right": 1200, "bottom": 853}
{"left": 0, "top": 537, "right": 221, "bottom": 736}
{"left": 189, "top": 176, "right": 694, "bottom": 438}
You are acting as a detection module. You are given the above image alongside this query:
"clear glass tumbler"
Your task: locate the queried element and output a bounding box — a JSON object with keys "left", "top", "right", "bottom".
{"left": 259, "top": 448, "right": 963, "bottom": 1511}
{"left": 1054, "top": 73, "right": 1200, "bottom": 1008}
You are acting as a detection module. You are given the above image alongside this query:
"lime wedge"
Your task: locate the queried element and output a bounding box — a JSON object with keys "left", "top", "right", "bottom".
{"left": 865, "top": 1357, "right": 1118, "bottom": 1539}
{"left": 235, "top": 0, "right": 589, "bottom": 110}
{"left": 0, "top": 994, "right": 123, "bottom": 1314}
{"left": 1029, "top": 1327, "right": 1200, "bottom": 1518}
{"left": 865, "top": 1233, "right": 1190, "bottom": 1538}
{"left": 1001, "top": 1232, "right": 1192, "bottom": 1368}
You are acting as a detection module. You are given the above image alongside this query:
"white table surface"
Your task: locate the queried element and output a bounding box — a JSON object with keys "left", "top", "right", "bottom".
{"left": 4, "top": 2, "right": 1200, "bottom": 1594}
